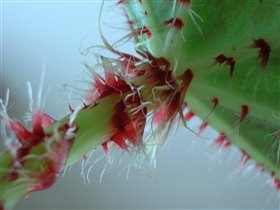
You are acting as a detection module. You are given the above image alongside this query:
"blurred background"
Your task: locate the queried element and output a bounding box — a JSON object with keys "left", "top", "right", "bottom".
{"left": 1, "top": 1, "right": 279, "bottom": 209}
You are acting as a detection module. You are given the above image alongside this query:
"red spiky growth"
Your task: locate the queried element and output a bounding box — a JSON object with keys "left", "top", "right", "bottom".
{"left": 85, "top": 48, "right": 194, "bottom": 146}
{"left": 86, "top": 56, "right": 147, "bottom": 152}
{"left": 164, "top": 18, "right": 184, "bottom": 30}
{"left": 240, "top": 150, "right": 251, "bottom": 166}
{"left": 211, "top": 97, "right": 219, "bottom": 108}
{"left": 117, "top": 0, "right": 125, "bottom": 5}
{"left": 215, "top": 54, "right": 236, "bottom": 78}
{"left": 274, "top": 178, "right": 280, "bottom": 190}
{"left": 239, "top": 105, "right": 249, "bottom": 123}
{"left": 2, "top": 39, "right": 197, "bottom": 207}
{"left": 127, "top": 20, "right": 134, "bottom": 28}
{"left": 152, "top": 68, "right": 194, "bottom": 128}
{"left": 4, "top": 110, "right": 74, "bottom": 192}
{"left": 271, "top": 172, "right": 280, "bottom": 190}
{"left": 255, "top": 163, "right": 265, "bottom": 173}
{"left": 135, "top": 26, "right": 152, "bottom": 38}
{"left": 251, "top": 38, "right": 271, "bottom": 69}
{"left": 7, "top": 111, "right": 55, "bottom": 162}
{"left": 82, "top": 154, "right": 87, "bottom": 160}
{"left": 184, "top": 111, "right": 194, "bottom": 121}
{"left": 103, "top": 100, "right": 146, "bottom": 151}
{"left": 198, "top": 122, "right": 208, "bottom": 134}
{"left": 214, "top": 132, "right": 231, "bottom": 148}
{"left": 180, "top": 0, "right": 191, "bottom": 7}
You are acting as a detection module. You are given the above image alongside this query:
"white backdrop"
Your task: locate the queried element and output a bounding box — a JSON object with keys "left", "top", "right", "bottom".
{"left": 1, "top": 1, "right": 279, "bottom": 209}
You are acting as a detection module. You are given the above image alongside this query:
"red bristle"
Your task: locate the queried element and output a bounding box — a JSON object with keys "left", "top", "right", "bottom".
{"left": 82, "top": 154, "right": 87, "bottom": 160}
{"left": 215, "top": 54, "right": 236, "bottom": 78}
{"left": 42, "top": 114, "right": 54, "bottom": 127}
{"left": 95, "top": 75, "right": 106, "bottom": 92}
{"left": 274, "top": 178, "right": 280, "bottom": 190}
{"left": 135, "top": 26, "right": 152, "bottom": 38}
{"left": 110, "top": 132, "right": 127, "bottom": 150}
{"left": 82, "top": 102, "right": 89, "bottom": 109}
{"left": 239, "top": 105, "right": 249, "bottom": 123}
{"left": 178, "top": 69, "right": 193, "bottom": 97}
{"left": 117, "top": 0, "right": 124, "bottom": 5}
{"left": 198, "top": 122, "right": 208, "bottom": 134}
{"left": 271, "top": 172, "right": 280, "bottom": 190}
{"left": 5, "top": 169, "right": 19, "bottom": 182}
{"left": 215, "top": 54, "right": 227, "bottom": 64}
{"left": 251, "top": 38, "right": 271, "bottom": 69}
{"left": 255, "top": 163, "right": 265, "bottom": 173}
{"left": 223, "top": 141, "right": 231, "bottom": 148}
{"left": 184, "top": 111, "right": 194, "bottom": 121}
{"left": 165, "top": 69, "right": 193, "bottom": 123}
{"left": 127, "top": 20, "right": 134, "bottom": 27}
{"left": 104, "top": 70, "right": 119, "bottom": 88}
{"left": 32, "top": 111, "right": 45, "bottom": 136}
{"left": 143, "top": 26, "right": 152, "bottom": 38}
{"left": 180, "top": 0, "right": 191, "bottom": 7}
{"left": 240, "top": 150, "right": 250, "bottom": 166}
{"left": 214, "top": 132, "right": 231, "bottom": 148}
{"left": 109, "top": 99, "right": 144, "bottom": 149}
{"left": 102, "top": 142, "right": 109, "bottom": 154}
{"left": 6, "top": 118, "right": 74, "bottom": 189}
{"left": 68, "top": 101, "right": 74, "bottom": 113}
{"left": 7, "top": 120, "right": 32, "bottom": 145}
{"left": 211, "top": 97, "right": 219, "bottom": 108}
{"left": 214, "top": 133, "right": 226, "bottom": 144}
{"left": 32, "top": 111, "right": 54, "bottom": 133}
{"left": 86, "top": 74, "right": 106, "bottom": 104}
{"left": 227, "top": 57, "right": 235, "bottom": 78}
{"left": 124, "top": 123, "right": 138, "bottom": 145}
{"left": 164, "top": 18, "right": 184, "bottom": 30}
{"left": 153, "top": 106, "right": 167, "bottom": 125}
{"left": 32, "top": 137, "right": 73, "bottom": 192}
{"left": 120, "top": 59, "right": 136, "bottom": 76}
{"left": 180, "top": 69, "right": 194, "bottom": 83}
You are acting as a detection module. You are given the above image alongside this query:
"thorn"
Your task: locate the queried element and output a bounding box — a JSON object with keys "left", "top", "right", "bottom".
{"left": 240, "top": 150, "right": 250, "bottom": 166}
{"left": 117, "top": 0, "right": 124, "bottom": 5}
{"left": 211, "top": 97, "right": 219, "bottom": 108}
{"left": 198, "top": 122, "right": 208, "bottom": 134}
{"left": 215, "top": 54, "right": 236, "bottom": 78}
{"left": 255, "top": 163, "right": 265, "bottom": 173}
{"left": 184, "top": 111, "right": 194, "bottom": 121}
{"left": 251, "top": 38, "right": 271, "bottom": 69}
{"left": 68, "top": 101, "right": 74, "bottom": 113}
{"left": 180, "top": 0, "right": 191, "bottom": 7}
{"left": 102, "top": 142, "right": 109, "bottom": 154}
{"left": 239, "top": 105, "right": 249, "bottom": 123}
{"left": 135, "top": 26, "right": 152, "bottom": 38}
{"left": 214, "top": 132, "right": 231, "bottom": 148}
{"left": 164, "top": 18, "right": 184, "bottom": 31}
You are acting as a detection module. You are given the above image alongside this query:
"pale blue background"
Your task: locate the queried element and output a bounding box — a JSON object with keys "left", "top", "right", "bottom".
{"left": 1, "top": 1, "right": 279, "bottom": 209}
